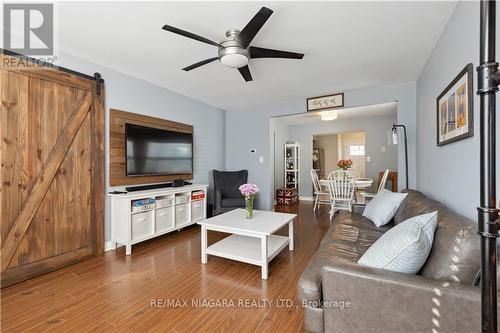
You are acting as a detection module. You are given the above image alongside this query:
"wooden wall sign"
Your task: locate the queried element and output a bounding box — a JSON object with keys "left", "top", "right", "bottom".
{"left": 0, "top": 54, "right": 104, "bottom": 287}
{"left": 109, "top": 109, "right": 193, "bottom": 186}
{"left": 307, "top": 92, "right": 344, "bottom": 111}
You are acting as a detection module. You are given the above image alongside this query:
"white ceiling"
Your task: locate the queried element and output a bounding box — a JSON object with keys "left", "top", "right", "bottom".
{"left": 274, "top": 101, "right": 397, "bottom": 126}
{"left": 58, "top": 1, "right": 456, "bottom": 111}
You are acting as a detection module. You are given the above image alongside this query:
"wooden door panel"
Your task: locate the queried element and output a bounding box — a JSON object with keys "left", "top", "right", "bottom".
{"left": 1, "top": 76, "right": 85, "bottom": 242}
{"left": 15, "top": 81, "right": 88, "bottom": 267}
{"left": 11, "top": 113, "right": 93, "bottom": 267}
{"left": 0, "top": 57, "right": 104, "bottom": 286}
{"left": 1, "top": 92, "right": 92, "bottom": 270}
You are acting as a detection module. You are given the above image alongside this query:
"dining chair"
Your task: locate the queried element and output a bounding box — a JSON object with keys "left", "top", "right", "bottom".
{"left": 310, "top": 169, "right": 330, "bottom": 212}
{"left": 360, "top": 168, "right": 390, "bottom": 201}
{"left": 346, "top": 168, "right": 361, "bottom": 202}
{"left": 326, "top": 170, "right": 356, "bottom": 220}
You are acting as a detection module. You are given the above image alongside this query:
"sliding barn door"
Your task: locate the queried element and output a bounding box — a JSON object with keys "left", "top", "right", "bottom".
{"left": 0, "top": 56, "right": 104, "bottom": 287}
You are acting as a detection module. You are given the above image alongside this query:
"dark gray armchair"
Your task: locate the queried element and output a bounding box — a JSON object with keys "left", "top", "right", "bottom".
{"left": 213, "top": 170, "right": 248, "bottom": 215}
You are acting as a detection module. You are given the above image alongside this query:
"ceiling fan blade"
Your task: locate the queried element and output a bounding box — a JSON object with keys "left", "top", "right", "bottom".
{"left": 250, "top": 46, "right": 304, "bottom": 59}
{"left": 182, "top": 57, "right": 219, "bottom": 71}
{"left": 238, "top": 65, "right": 253, "bottom": 82}
{"left": 236, "top": 7, "right": 273, "bottom": 48}
{"left": 162, "top": 25, "right": 221, "bottom": 47}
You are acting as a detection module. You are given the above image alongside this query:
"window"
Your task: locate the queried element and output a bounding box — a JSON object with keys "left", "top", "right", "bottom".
{"left": 349, "top": 145, "right": 365, "bottom": 156}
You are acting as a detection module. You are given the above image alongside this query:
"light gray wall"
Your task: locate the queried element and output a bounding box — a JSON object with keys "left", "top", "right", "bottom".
{"left": 416, "top": 1, "right": 500, "bottom": 220}
{"left": 226, "top": 82, "right": 416, "bottom": 210}
{"left": 58, "top": 51, "right": 226, "bottom": 241}
{"left": 287, "top": 114, "right": 397, "bottom": 198}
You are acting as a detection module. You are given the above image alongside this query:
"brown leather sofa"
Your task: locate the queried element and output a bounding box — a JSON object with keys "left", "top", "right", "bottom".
{"left": 298, "top": 189, "right": 493, "bottom": 332}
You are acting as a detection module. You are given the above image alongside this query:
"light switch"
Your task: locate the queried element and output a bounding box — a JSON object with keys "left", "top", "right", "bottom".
{"left": 366, "top": 156, "right": 371, "bottom": 162}
{"left": 381, "top": 146, "right": 386, "bottom": 153}
{"left": 259, "top": 156, "right": 264, "bottom": 163}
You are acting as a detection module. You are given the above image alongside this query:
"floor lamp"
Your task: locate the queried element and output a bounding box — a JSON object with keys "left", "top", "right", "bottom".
{"left": 477, "top": 1, "right": 500, "bottom": 332}
{"left": 391, "top": 124, "right": 409, "bottom": 189}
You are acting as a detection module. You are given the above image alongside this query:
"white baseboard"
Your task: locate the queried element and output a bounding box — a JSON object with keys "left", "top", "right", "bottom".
{"left": 299, "top": 196, "right": 314, "bottom": 201}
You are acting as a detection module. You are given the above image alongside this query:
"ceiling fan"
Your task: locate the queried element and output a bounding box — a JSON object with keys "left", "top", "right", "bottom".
{"left": 162, "top": 7, "right": 304, "bottom": 82}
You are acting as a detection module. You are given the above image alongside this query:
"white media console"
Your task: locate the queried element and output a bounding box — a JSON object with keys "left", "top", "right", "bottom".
{"left": 108, "top": 184, "right": 208, "bottom": 255}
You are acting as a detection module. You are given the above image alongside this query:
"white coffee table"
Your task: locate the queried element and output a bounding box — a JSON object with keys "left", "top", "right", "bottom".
{"left": 197, "top": 209, "right": 297, "bottom": 279}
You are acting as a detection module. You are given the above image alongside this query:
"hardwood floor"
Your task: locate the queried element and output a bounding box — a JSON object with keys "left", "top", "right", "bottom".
{"left": 1, "top": 202, "right": 332, "bottom": 332}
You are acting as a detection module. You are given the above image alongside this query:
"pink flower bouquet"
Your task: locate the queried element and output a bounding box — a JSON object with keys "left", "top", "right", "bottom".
{"left": 239, "top": 183, "right": 260, "bottom": 197}
{"left": 239, "top": 183, "right": 259, "bottom": 219}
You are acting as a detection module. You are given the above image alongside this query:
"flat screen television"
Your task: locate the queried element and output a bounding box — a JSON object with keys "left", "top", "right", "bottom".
{"left": 125, "top": 123, "right": 193, "bottom": 176}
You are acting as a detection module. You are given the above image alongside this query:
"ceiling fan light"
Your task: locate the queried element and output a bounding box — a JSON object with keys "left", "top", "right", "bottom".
{"left": 320, "top": 110, "right": 338, "bottom": 121}
{"left": 220, "top": 53, "right": 249, "bottom": 68}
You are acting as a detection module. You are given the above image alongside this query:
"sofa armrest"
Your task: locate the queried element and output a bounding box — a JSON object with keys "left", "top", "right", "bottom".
{"left": 320, "top": 263, "right": 481, "bottom": 332}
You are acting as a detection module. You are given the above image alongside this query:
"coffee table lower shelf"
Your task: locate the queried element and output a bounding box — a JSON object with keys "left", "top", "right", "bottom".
{"left": 207, "top": 234, "right": 289, "bottom": 265}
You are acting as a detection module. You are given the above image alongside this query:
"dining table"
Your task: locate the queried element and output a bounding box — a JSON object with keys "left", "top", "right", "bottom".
{"left": 319, "top": 177, "right": 373, "bottom": 189}
{"left": 319, "top": 177, "right": 374, "bottom": 203}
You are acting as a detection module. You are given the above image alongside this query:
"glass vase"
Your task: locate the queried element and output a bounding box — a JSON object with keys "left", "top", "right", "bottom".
{"left": 245, "top": 196, "right": 254, "bottom": 219}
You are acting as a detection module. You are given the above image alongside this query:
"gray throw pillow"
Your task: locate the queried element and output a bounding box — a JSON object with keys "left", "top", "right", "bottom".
{"left": 362, "top": 189, "right": 407, "bottom": 227}
{"left": 358, "top": 211, "right": 438, "bottom": 274}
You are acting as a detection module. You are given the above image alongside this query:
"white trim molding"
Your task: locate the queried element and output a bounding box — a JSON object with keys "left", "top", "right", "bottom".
{"left": 299, "top": 196, "right": 314, "bottom": 201}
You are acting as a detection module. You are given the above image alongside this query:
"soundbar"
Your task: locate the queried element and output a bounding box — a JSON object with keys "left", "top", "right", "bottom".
{"left": 125, "top": 180, "right": 192, "bottom": 192}
{"left": 125, "top": 182, "right": 172, "bottom": 192}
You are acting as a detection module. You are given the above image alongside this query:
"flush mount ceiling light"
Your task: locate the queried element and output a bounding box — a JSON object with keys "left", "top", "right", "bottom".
{"left": 320, "top": 110, "right": 338, "bottom": 121}
{"left": 219, "top": 54, "right": 249, "bottom": 68}
{"left": 219, "top": 40, "right": 250, "bottom": 68}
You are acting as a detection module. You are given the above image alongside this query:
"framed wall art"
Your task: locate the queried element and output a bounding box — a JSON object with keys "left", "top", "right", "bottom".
{"left": 436, "top": 63, "right": 474, "bottom": 146}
